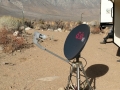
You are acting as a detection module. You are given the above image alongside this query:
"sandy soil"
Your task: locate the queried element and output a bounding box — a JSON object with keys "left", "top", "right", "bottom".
{"left": 0, "top": 29, "right": 120, "bottom": 90}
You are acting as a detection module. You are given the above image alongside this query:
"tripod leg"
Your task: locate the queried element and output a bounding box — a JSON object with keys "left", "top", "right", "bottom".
{"left": 79, "top": 61, "right": 92, "bottom": 90}
{"left": 76, "top": 64, "right": 80, "bottom": 90}
{"left": 65, "top": 66, "right": 74, "bottom": 90}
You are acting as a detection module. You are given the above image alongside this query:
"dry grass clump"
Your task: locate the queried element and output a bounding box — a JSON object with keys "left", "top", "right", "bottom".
{"left": 89, "top": 20, "right": 100, "bottom": 34}
{"left": 90, "top": 26, "right": 100, "bottom": 34}
{"left": 0, "top": 15, "right": 23, "bottom": 32}
{"left": 31, "top": 19, "right": 80, "bottom": 32}
{"left": 0, "top": 16, "right": 100, "bottom": 34}
{"left": 0, "top": 27, "right": 34, "bottom": 54}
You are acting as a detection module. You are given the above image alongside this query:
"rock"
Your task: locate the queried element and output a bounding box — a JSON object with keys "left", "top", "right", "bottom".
{"left": 25, "top": 27, "right": 31, "bottom": 31}
{"left": 1, "top": 62, "right": 15, "bottom": 66}
{"left": 54, "top": 30, "right": 58, "bottom": 32}
{"left": 13, "top": 31, "right": 19, "bottom": 36}
{"left": 83, "top": 21, "right": 87, "bottom": 24}
{"left": 57, "top": 28, "right": 62, "bottom": 32}
{"left": 47, "top": 28, "right": 53, "bottom": 31}
{"left": 19, "top": 26, "right": 25, "bottom": 30}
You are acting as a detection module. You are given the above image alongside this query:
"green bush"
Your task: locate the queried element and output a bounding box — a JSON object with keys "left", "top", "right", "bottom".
{"left": 0, "top": 15, "right": 23, "bottom": 32}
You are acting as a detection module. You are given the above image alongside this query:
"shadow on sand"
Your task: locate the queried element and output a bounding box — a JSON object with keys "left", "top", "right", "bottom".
{"left": 86, "top": 64, "right": 109, "bottom": 90}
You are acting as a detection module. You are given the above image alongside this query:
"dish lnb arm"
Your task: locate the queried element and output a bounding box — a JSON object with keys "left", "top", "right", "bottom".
{"left": 33, "top": 31, "right": 70, "bottom": 63}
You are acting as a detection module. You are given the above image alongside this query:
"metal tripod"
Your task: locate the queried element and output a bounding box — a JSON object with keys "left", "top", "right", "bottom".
{"left": 65, "top": 55, "right": 93, "bottom": 90}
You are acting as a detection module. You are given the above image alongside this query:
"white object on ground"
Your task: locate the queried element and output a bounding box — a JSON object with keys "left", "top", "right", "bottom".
{"left": 13, "top": 31, "right": 19, "bottom": 36}
{"left": 37, "top": 76, "right": 59, "bottom": 81}
{"left": 25, "top": 27, "right": 31, "bottom": 31}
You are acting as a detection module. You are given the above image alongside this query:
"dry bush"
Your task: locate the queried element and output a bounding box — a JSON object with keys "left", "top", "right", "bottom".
{"left": 31, "top": 19, "right": 46, "bottom": 30}
{"left": 89, "top": 20, "right": 100, "bottom": 34}
{"left": 77, "top": 21, "right": 82, "bottom": 25}
{"left": 89, "top": 20, "right": 99, "bottom": 26}
{"left": 90, "top": 25, "right": 100, "bottom": 34}
{"left": 62, "top": 21, "right": 70, "bottom": 31}
{"left": 24, "top": 19, "right": 34, "bottom": 28}
{"left": 54, "top": 20, "right": 64, "bottom": 29}
{"left": 0, "top": 28, "right": 12, "bottom": 45}
{"left": 31, "top": 19, "right": 82, "bottom": 31}
{"left": 38, "top": 19, "right": 45, "bottom": 24}
{"left": 0, "top": 15, "right": 23, "bottom": 32}
{"left": 0, "top": 28, "right": 34, "bottom": 54}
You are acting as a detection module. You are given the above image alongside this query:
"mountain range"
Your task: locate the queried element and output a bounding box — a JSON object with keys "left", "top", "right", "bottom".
{"left": 0, "top": 0, "right": 101, "bottom": 21}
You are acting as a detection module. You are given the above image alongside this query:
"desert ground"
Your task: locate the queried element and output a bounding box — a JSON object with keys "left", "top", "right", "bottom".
{"left": 0, "top": 29, "right": 120, "bottom": 90}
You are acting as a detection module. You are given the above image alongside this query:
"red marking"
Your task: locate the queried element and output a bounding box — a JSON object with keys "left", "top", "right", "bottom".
{"left": 76, "top": 32, "right": 84, "bottom": 40}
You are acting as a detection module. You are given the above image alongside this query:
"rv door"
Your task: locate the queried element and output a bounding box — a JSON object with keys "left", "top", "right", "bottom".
{"left": 114, "top": 0, "right": 120, "bottom": 47}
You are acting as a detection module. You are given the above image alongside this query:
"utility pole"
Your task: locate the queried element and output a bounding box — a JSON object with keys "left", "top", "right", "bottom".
{"left": 81, "top": 13, "right": 84, "bottom": 22}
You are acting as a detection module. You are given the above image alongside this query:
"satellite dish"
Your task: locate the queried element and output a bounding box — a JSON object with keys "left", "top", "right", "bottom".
{"left": 33, "top": 24, "right": 92, "bottom": 90}
{"left": 64, "top": 24, "right": 90, "bottom": 60}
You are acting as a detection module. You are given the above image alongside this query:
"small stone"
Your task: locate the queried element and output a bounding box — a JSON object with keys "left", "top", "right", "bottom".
{"left": 1, "top": 62, "right": 15, "bottom": 66}
{"left": 25, "top": 27, "right": 31, "bottom": 31}
{"left": 13, "top": 31, "right": 19, "bottom": 36}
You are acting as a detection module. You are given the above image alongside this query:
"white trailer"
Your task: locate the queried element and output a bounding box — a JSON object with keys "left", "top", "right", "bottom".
{"left": 100, "top": 0, "right": 113, "bottom": 29}
{"left": 105, "top": 0, "right": 120, "bottom": 57}
{"left": 113, "top": 0, "right": 120, "bottom": 48}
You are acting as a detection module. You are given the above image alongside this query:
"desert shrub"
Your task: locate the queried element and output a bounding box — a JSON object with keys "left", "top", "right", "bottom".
{"left": 77, "top": 20, "right": 82, "bottom": 25}
{"left": 89, "top": 20, "right": 100, "bottom": 26}
{"left": 88, "top": 20, "right": 100, "bottom": 34}
{"left": 39, "top": 19, "right": 45, "bottom": 24}
{"left": 0, "top": 28, "right": 34, "bottom": 54}
{"left": 0, "top": 15, "right": 23, "bottom": 32}
{"left": 90, "top": 25, "right": 100, "bottom": 34}
{"left": 24, "top": 19, "right": 33, "bottom": 28}
{"left": 0, "top": 28, "right": 13, "bottom": 45}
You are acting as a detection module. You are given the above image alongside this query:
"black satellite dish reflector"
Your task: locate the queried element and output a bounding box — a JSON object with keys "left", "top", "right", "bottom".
{"left": 64, "top": 24, "right": 90, "bottom": 60}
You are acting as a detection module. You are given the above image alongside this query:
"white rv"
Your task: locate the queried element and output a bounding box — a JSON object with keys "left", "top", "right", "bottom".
{"left": 104, "top": 0, "right": 120, "bottom": 56}
{"left": 113, "top": 0, "right": 120, "bottom": 48}
{"left": 100, "top": 0, "right": 120, "bottom": 56}
{"left": 100, "top": 0, "right": 113, "bottom": 29}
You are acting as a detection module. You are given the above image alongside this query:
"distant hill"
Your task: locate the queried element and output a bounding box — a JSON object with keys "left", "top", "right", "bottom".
{"left": 0, "top": 0, "right": 100, "bottom": 21}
